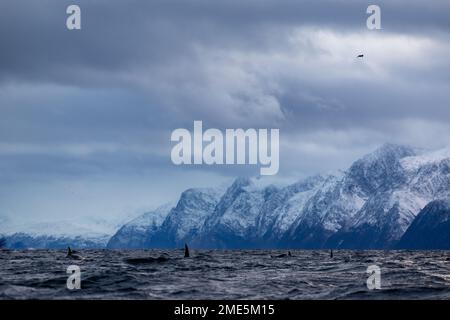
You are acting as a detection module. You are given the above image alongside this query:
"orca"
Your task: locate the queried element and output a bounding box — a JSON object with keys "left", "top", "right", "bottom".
{"left": 125, "top": 256, "right": 169, "bottom": 265}
{"left": 184, "top": 243, "right": 190, "bottom": 258}
{"left": 271, "top": 252, "right": 292, "bottom": 258}
{"left": 66, "top": 246, "right": 82, "bottom": 260}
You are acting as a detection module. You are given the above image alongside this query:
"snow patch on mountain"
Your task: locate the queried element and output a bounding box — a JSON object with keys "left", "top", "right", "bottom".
{"left": 107, "top": 202, "right": 175, "bottom": 249}
{"left": 401, "top": 146, "right": 450, "bottom": 172}
{"left": 9, "top": 143, "right": 449, "bottom": 249}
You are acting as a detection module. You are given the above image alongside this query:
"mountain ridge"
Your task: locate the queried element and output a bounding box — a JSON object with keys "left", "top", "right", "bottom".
{"left": 107, "top": 143, "right": 450, "bottom": 250}
{"left": 3, "top": 143, "right": 449, "bottom": 249}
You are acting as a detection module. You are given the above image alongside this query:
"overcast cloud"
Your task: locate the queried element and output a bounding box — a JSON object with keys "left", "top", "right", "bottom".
{"left": 0, "top": 0, "right": 449, "bottom": 224}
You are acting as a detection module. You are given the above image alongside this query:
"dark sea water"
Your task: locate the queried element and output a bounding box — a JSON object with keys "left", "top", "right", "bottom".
{"left": 1, "top": 249, "right": 450, "bottom": 300}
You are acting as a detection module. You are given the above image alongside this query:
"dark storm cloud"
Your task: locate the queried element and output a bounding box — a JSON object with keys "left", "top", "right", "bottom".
{"left": 1, "top": 0, "right": 449, "bottom": 144}
{"left": 1, "top": 0, "right": 449, "bottom": 84}
{"left": 0, "top": 0, "right": 449, "bottom": 221}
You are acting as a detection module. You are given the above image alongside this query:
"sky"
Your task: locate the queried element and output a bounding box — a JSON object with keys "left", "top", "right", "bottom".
{"left": 0, "top": 0, "right": 449, "bottom": 226}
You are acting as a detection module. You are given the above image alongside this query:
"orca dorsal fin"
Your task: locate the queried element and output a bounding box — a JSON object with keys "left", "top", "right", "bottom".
{"left": 184, "top": 243, "right": 190, "bottom": 258}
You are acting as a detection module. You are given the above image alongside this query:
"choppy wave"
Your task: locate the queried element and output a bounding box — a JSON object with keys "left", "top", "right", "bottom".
{"left": 1, "top": 249, "right": 450, "bottom": 299}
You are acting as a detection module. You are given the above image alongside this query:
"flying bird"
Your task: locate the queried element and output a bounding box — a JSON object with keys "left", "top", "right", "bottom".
{"left": 357, "top": 54, "right": 364, "bottom": 58}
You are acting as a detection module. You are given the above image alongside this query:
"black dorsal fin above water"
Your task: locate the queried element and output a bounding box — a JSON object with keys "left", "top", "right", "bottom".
{"left": 184, "top": 243, "right": 190, "bottom": 258}
{"left": 125, "top": 256, "right": 169, "bottom": 265}
{"left": 66, "top": 246, "right": 82, "bottom": 260}
{"left": 330, "top": 249, "right": 333, "bottom": 259}
{"left": 271, "top": 252, "right": 291, "bottom": 258}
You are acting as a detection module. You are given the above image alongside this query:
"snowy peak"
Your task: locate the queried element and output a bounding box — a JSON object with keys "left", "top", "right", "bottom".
{"left": 107, "top": 203, "right": 174, "bottom": 249}
{"left": 126, "top": 202, "right": 175, "bottom": 230}
{"left": 230, "top": 176, "right": 253, "bottom": 189}
{"left": 176, "top": 187, "right": 222, "bottom": 210}
{"left": 401, "top": 146, "right": 450, "bottom": 172}
{"left": 346, "top": 143, "right": 416, "bottom": 194}
{"left": 108, "top": 144, "right": 449, "bottom": 249}
{"left": 256, "top": 174, "right": 329, "bottom": 242}
{"left": 151, "top": 187, "right": 222, "bottom": 248}
{"left": 11, "top": 143, "right": 448, "bottom": 250}
{"left": 325, "top": 145, "right": 450, "bottom": 249}
{"left": 361, "top": 143, "right": 416, "bottom": 163}
{"left": 193, "top": 177, "right": 281, "bottom": 248}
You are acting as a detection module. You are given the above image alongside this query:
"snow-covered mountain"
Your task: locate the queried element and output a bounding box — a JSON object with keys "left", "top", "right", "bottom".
{"left": 397, "top": 199, "right": 450, "bottom": 249}
{"left": 279, "top": 144, "right": 414, "bottom": 249}
{"left": 5, "top": 143, "right": 450, "bottom": 249}
{"left": 327, "top": 145, "right": 450, "bottom": 249}
{"left": 3, "top": 233, "right": 110, "bottom": 249}
{"left": 148, "top": 187, "right": 223, "bottom": 248}
{"left": 0, "top": 216, "right": 131, "bottom": 249}
{"left": 109, "top": 143, "right": 449, "bottom": 249}
{"left": 107, "top": 202, "right": 175, "bottom": 249}
{"left": 193, "top": 177, "right": 280, "bottom": 248}
{"left": 256, "top": 175, "right": 327, "bottom": 244}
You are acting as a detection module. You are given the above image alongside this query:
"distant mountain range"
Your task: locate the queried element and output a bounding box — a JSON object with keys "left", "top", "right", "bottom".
{"left": 2, "top": 144, "right": 450, "bottom": 250}
{"left": 0, "top": 217, "right": 128, "bottom": 249}
{"left": 108, "top": 144, "right": 450, "bottom": 250}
